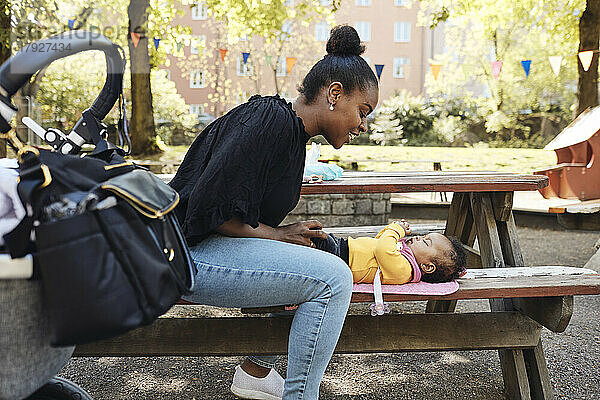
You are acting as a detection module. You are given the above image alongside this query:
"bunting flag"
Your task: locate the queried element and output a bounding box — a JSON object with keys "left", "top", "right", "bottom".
{"left": 130, "top": 32, "right": 141, "bottom": 48}
{"left": 521, "top": 60, "right": 531, "bottom": 77}
{"left": 430, "top": 63, "right": 442, "bottom": 80}
{"left": 176, "top": 42, "right": 183, "bottom": 52}
{"left": 491, "top": 61, "right": 502, "bottom": 79}
{"left": 286, "top": 57, "right": 297, "bottom": 74}
{"left": 578, "top": 50, "right": 594, "bottom": 72}
{"left": 242, "top": 52, "right": 250, "bottom": 64}
{"left": 548, "top": 56, "right": 562, "bottom": 76}
{"left": 104, "top": 27, "right": 114, "bottom": 37}
{"left": 265, "top": 55, "right": 272, "bottom": 66}
{"left": 374, "top": 64, "right": 384, "bottom": 80}
{"left": 219, "top": 48, "right": 228, "bottom": 62}
{"left": 153, "top": 38, "right": 160, "bottom": 50}
{"left": 68, "top": 19, "right": 75, "bottom": 29}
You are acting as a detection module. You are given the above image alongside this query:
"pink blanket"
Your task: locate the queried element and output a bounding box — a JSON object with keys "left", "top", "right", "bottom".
{"left": 353, "top": 280, "right": 459, "bottom": 296}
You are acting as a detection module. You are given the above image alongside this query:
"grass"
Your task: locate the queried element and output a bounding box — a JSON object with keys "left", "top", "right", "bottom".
{"left": 151, "top": 144, "right": 556, "bottom": 175}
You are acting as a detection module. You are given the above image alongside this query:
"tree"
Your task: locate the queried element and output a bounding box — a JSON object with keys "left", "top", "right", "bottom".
{"left": 200, "top": 0, "right": 337, "bottom": 41}
{"left": 10, "top": 1, "right": 92, "bottom": 144}
{"left": 35, "top": 44, "right": 195, "bottom": 146}
{"left": 128, "top": 0, "right": 158, "bottom": 155}
{"left": 418, "top": 0, "right": 584, "bottom": 142}
{"left": 170, "top": 0, "right": 333, "bottom": 116}
{"left": 577, "top": 0, "right": 600, "bottom": 116}
{"left": 420, "top": 0, "right": 597, "bottom": 122}
{"left": 7, "top": 0, "right": 191, "bottom": 156}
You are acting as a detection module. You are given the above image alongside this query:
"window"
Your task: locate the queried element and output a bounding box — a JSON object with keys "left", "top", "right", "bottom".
{"left": 238, "top": 33, "right": 249, "bottom": 41}
{"left": 356, "top": 0, "right": 371, "bottom": 5}
{"left": 315, "top": 22, "right": 329, "bottom": 41}
{"left": 237, "top": 54, "right": 253, "bottom": 76}
{"left": 354, "top": 22, "right": 371, "bottom": 42}
{"left": 284, "top": 0, "right": 294, "bottom": 6}
{"left": 394, "top": 0, "right": 409, "bottom": 5}
{"left": 190, "top": 70, "right": 206, "bottom": 88}
{"left": 393, "top": 57, "right": 409, "bottom": 78}
{"left": 191, "top": 2, "right": 207, "bottom": 20}
{"left": 189, "top": 104, "right": 204, "bottom": 115}
{"left": 276, "top": 56, "right": 287, "bottom": 76}
{"left": 190, "top": 35, "right": 205, "bottom": 55}
{"left": 319, "top": 0, "right": 332, "bottom": 5}
{"left": 394, "top": 22, "right": 411, "bottom": 42}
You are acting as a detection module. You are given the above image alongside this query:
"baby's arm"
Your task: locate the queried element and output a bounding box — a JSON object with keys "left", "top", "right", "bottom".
{"left": 373, "top": 223, "right": 413, "bottom": 284}
{"left": 375, "top": 221, "right": 406, "bottom": 239}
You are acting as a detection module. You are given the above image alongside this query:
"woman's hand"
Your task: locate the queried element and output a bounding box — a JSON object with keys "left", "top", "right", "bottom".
{"left": 275, "top": 220, "right": 328, "bottom": 247}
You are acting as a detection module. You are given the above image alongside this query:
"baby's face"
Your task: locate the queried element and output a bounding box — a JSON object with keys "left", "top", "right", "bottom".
{"left": 405, "top": 233, "right": 453, "bottom": 265}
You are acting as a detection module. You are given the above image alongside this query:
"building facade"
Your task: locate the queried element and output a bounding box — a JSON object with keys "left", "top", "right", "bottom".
{"left": 164, "top": 0, "right": 443, "bottom": 119}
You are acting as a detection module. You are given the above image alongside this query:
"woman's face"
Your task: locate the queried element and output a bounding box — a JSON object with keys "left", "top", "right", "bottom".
{"left": 320, "top": 83, "right": 379, "bottom": 149}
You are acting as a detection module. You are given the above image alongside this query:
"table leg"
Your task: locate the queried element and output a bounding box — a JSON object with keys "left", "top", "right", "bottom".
{"left": 470, "top": 192, "right": 552, "bottom": 400}
{"left": 426, "top": 192, "right": 474, "bottom": 313}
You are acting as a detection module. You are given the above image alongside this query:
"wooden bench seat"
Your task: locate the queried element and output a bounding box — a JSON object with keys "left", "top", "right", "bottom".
{"left": 74, "top": 266, "right": 600, "bottom": 357}
{"left": 548, "top": 198, "right": 600, "bottom": 214}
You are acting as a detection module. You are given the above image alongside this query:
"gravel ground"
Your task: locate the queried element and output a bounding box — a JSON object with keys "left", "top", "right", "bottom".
{"left": 59, "top": 224, "right": 600, "bottom": 400}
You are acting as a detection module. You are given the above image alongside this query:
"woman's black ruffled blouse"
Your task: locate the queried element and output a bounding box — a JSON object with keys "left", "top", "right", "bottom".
{"left": 169, "top": 95, "right": 310, "bottom": 246}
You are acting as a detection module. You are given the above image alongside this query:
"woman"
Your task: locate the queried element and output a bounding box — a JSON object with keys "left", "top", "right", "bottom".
{"left": 169, "top": 25, "right": 379, "bottom": 400}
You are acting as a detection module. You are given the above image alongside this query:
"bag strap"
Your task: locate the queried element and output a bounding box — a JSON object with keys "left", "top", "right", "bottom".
{"left": 369, "top": 267, "right": 390, "bottom": 316}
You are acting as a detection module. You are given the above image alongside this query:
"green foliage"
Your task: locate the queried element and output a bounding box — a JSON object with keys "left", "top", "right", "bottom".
{"left": 36, "top": 52, "right": 196, "bottom": 144}
{"left": 36, "top": 52, "right": 110, "bottom": 130}
{"left": 370, "top": 91, "right": 437, "bottom": 146}
{"left": 195, "top": 0, "right": 337, "bottom": 43}
{"left": 316, "top": 144, "right": 556, "bottom": 174}
{"left": 417, "top": 0, "right": 583, "bottom": 145}
{"left": 150, "top": 69, "right": 198, "bottom": 143}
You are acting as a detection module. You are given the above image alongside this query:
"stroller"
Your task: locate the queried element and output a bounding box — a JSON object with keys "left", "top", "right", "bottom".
{"left": 0, "top": 31, "right": 129, "bottom": 400}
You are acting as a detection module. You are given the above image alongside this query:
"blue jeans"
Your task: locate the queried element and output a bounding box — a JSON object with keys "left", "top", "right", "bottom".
{"left": 250, "top": 234, "right": 349, "bottom": 371}
{"left": 183, "top": 235, "right": 353, "bottom": 400}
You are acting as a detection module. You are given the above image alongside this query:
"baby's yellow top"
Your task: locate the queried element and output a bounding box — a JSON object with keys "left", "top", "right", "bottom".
{"left": 347, "top": 222, "right": 413, "bottom": 284}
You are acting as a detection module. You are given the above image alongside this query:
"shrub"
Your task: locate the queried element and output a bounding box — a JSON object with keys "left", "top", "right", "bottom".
{"left": 370, "top": 91, "right": 438, "bottom": 146}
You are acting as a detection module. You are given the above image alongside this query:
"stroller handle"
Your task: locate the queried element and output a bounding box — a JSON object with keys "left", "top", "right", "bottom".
{"left": 0, "top": 31, "right": 125, "bottom": 123}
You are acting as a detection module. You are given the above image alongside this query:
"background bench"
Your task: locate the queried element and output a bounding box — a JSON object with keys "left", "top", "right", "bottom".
{"left": 548, "top": 199, "right": 600, "bottom": 230}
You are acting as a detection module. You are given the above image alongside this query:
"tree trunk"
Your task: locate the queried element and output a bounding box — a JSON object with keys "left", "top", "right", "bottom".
{"left": 577, "top": 0, "right": 600, "bottom": 117}
{"left": 272, "top": 67, "right": 280, "bottom": 95}
{"left": 128, "top": 0, "right": 159, "bottom": 156}
{"left": 0, "top": 0, "right": 9, "bottom": 157}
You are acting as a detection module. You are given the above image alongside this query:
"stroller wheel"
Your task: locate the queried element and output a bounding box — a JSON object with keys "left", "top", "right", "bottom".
{"left": 26, "top": 376, "right": 93, "bottom": 400}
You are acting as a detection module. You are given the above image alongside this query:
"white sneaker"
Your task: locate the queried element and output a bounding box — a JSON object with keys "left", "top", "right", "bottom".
{"left": 230, "top": 365, "right": 284, "bottom": 400}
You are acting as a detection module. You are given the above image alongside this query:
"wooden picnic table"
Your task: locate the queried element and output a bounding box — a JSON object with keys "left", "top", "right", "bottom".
{"left": 300, "top": 171, "right": 547, "bottom": 194}
{"left": 303, "top": 171, "right": 559, "bottom": 399}
{"left": 79, "top": 170, "right": 596, "bottom": 400}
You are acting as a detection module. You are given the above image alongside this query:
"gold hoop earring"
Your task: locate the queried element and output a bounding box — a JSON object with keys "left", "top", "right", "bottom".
{"left": 329, "top": 103, "right": 334, "bottom": 111}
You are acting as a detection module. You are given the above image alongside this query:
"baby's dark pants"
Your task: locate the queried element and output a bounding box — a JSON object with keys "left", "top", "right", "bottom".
{"left": 312, "top": 234, "right": 350, "bottom": 264}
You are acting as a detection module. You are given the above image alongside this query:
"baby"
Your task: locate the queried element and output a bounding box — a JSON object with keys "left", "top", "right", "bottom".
{"left": 313, "top": 220, "right": 467, "bottom": 284}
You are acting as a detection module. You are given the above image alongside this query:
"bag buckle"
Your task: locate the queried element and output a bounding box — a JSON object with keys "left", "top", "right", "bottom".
{"left": 17, "top": 163, "right": 52, "bottom": 189}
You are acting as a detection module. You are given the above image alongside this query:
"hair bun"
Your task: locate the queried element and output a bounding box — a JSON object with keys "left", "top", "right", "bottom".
{"left": 326, "top": 25, "right": 365, "bottom": 56}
